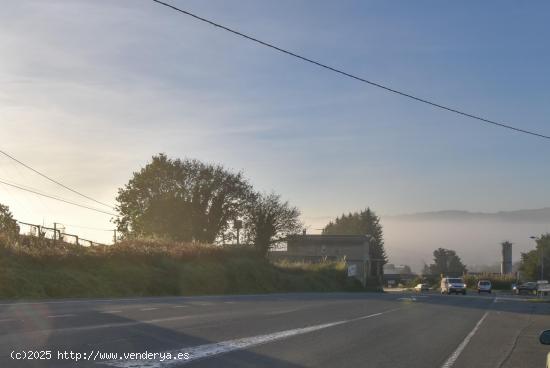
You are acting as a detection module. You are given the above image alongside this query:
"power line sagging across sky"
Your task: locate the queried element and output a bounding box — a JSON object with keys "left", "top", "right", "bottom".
{"left": 152, "top": 0, "right": 550, "bottom": 141}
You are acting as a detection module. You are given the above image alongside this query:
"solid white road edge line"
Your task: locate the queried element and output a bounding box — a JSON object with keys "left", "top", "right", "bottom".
{"left": 440, "top": 298, "right": 495, "bottom": 368}
{"left": 101, "top": 308, "right": 401, "bottom": 368}
{"left": 47, "top": 314, "right": 75, "bottom": 318}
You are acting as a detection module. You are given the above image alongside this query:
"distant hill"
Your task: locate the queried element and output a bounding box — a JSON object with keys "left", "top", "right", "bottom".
{"left": 381, "top": 207, "right": 550, "bottom": 273}
{"left": 387, "top": 208, "right": 550, "bottom": 224}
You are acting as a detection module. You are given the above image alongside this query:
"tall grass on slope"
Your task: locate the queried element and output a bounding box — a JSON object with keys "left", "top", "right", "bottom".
{"left": 0, "top": 235, "right": 363, "bottom": 299}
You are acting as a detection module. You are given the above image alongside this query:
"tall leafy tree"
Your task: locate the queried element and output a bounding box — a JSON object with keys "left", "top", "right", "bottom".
{"left": 427, "top": 248, "right": 467, "bottom": 276}
{"left": 115, "top": 154, "right": 253, "bottom": 243}
{"left": 243, "top": 192, "right": 302, "bottom": 256}
{"left": 520, "top": 233, "right": 550, "bottom": 280}
{"left": 322, "top": 208, "right": 387, "bottom": 264}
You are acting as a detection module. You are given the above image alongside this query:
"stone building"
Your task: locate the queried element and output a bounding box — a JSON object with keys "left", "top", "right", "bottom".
{"left": 269, "top": 234, "right": 382, "bottom": 286}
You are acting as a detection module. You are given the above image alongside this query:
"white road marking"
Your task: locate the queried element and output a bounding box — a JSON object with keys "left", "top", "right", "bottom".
{"left": 172, "top": 305, "right": 188, "bottom": 308}
{"left": 0, "top": 318, "right": 15, "bottom": 323}
{"left": 101, "top": 310, "right": 122, "bottom": 314}
{"left": 47, "top": 314, "right": 75, "bottom": 318}
{"left": 265, "top": 307, "right": 305, "bottom": 315}
{"left": 192, "top": 302, "right": 214, "bottom": 306}
{"left": 397, "top": 297, "right": 418, "bottom": 301}
{"left": 440, "top": 311, "right": 489, "bottom": 368}
{"left": 0, "top": 297, "right": 154, "bottom": 306}
{"left": 101, "top": 308, "right": 400, "bottom": 367}
{"left": 140, "top": 308, "right": 158, "bottom": 311}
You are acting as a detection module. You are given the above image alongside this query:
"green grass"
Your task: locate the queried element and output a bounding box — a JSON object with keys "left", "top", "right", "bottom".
{"left": 526, "top": 298, "right": 550, "bottom": 303}
{"left": 0, "top": 236, "right": 364, "bottom": 299}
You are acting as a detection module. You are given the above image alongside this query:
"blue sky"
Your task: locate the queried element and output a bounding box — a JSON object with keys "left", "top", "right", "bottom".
{"left": 1, "top": 0, "right": 549, "bottom": 244}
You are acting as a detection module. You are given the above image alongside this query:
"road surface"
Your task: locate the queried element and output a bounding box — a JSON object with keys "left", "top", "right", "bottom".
{"left": 0, "top": 292, "right": 548, "bottom": 367}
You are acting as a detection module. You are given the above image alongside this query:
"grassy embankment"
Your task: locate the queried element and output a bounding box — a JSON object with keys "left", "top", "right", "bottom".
{"left": 0, "top": 235, "right": 363, "bottom": 299}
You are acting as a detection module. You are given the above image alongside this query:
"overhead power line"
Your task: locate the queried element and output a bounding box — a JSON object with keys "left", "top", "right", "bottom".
{"left": 0, "top": 178, "right": 118, "bottom": 217}
{"left": 152, "top": 0, "right": 550, "bottom": 141}
{"left": 0, "top": 149, "right": 116, "bottom": 209}
{"left": 61, "top": 223, "right": 114, "bottom": 232}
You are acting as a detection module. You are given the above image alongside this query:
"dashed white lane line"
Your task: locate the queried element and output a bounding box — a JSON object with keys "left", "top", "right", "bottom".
{"left": 440, "top": 298, "right": 495, "bottom": 368}
{"left": 101, "top": 308, "right": 401, "bottom": 367}
{"left": 191, "top": 302, "right": 214, "bottom": 306}
{"left": 140, "top": 308, "right": 159, "bottom": 311}
{"left": 101, "top": 310, "right": 122, "bottom": 314}
{"left": 0, "top": 297, "right": 158, "bottom": 307}
{"left": 47, "top": 314, "right": 75, "bottom": 318}
{"left": 0, "top": 318, "right": 15, "bottom": 323}
{"left": 264, "top": 306, "right": 305, "bottom": 315}
{"left": 173, "top": 305, "right": 188, "bottom": 308}
{"left": 397, "top": 297, "right": 417, "bottom": 301}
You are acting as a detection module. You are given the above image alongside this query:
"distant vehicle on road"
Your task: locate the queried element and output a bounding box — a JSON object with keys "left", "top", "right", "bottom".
{"left": 441, "top": 277, "right": 467, "bottom": 295}
{"left": 537, "top": 281, "right": 550, "bottom": 297}
{"left": 539, "top": 330, "right": 550, "bottom": 368}
{"left": 515, "top": 282, "right": 538, "bottom": 295}
{"left": 477, "top": 280, "right": 492, "bottom": 294}
{"left": 414, "top": 283, "right": 430, "bottom": 292}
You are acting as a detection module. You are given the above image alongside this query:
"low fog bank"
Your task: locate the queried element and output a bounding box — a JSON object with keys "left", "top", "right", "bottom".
{"left": 382, "top": 208, "right": 550, "bottom": 273}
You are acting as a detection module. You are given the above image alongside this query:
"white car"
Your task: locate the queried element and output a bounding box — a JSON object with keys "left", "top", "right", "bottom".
{"left": 414, "top": 283, "right": 430, "bottom": 292}
{"left": 441, "top": 277, "right": 467, "bottom": 295}
{"left": 477, "top": 280, "right": 492, "bottom": 293}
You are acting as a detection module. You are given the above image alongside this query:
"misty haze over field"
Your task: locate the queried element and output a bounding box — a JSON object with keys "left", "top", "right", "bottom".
{"left": 382, "top": 207, "right": 550, "bottom": 273}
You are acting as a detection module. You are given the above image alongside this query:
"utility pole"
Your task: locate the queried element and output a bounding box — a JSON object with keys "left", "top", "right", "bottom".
{"left": 53, "top": 222, "right": 57, "bottom": 246}
{"left": 113, "top": 229, "right": 117, "bottom": 244}
{"left": 234, "top": 219, "right": 242, "bottom": 245}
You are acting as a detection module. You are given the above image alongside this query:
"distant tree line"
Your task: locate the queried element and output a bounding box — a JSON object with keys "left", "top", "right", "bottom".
{"left": 115, "top": 154, "right": 302, "bottom": 255}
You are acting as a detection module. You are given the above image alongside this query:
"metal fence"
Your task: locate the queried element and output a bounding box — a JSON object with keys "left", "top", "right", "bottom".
{"left": 17, "top": 221, "right": 107, "bottom": 247}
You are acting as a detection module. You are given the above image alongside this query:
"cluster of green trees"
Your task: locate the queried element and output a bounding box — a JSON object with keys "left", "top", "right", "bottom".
{"left": 1, "top": 154, "right": 389, "bottom": 262}
{"left": 0, "top": 203, "right": 19, "bottom": 243}
{"left": 422, "top": 247, "right": 467, "bottom": 277}
{"left": 322, "top": 208, "right": 387, "bottom": 265}
{"left": 520, "top": 234, "right": 550, "bottom": 280}
{"left": 421, "top": 235, "right": 550, "bottom": 283}
{"left": 116, "top": 155, "right": 389, "bottom": 260}
{"left": 115, "top": 154, "right": 302, "bottom": 255}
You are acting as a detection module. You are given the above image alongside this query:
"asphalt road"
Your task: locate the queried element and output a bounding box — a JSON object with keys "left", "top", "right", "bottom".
{"left": 0, "top": 292, "right": 548, "bottom": 368}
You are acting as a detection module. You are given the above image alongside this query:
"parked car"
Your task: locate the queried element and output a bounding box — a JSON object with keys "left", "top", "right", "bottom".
{"left": 441, "top": 277, "right": 467, "bottom": 295}
{"left": 515, "top": 282, "right": 538, "bottom": 295}
{"left": 539, "top": 330, "right": 550, "bottom": 368}
{"left": 537, "top": 281, "right": 550, "bottom": 297}
{"left": 414, "top": 283, "right": 430, "bottom": 292}
{"left": 477, "top": 280, "right": 492, "bottom": 293}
